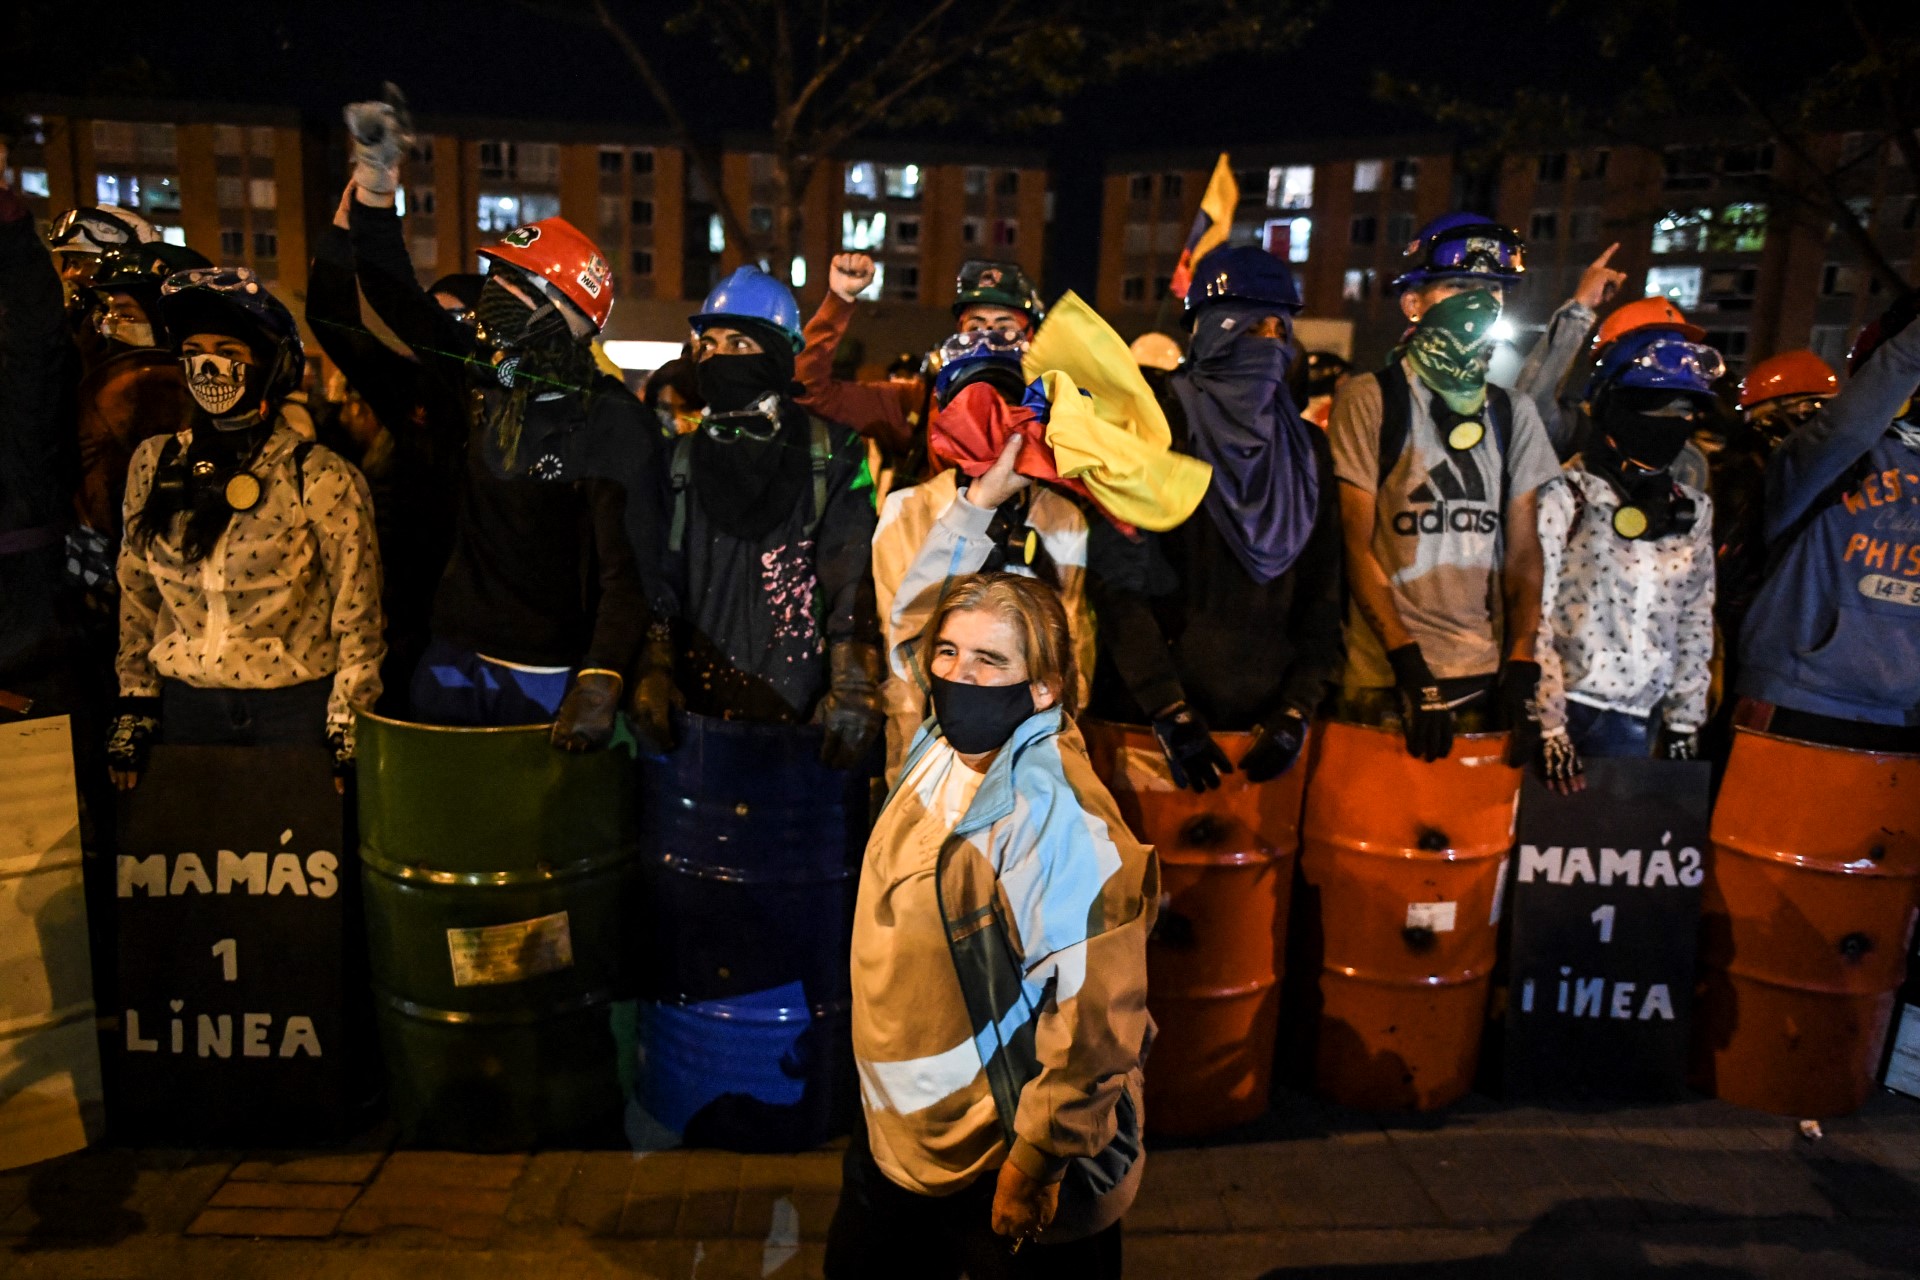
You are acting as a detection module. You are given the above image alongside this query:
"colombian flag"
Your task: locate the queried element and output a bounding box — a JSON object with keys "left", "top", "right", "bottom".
{"left": 1169, "top": 154, "right": 1238, "bottom": 300}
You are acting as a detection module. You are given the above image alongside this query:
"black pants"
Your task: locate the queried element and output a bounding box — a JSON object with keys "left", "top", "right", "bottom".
{"left": 823, "top": 1123, "right": 1122, "bottom": 1280}
{"left": 158, "top": 678, "right": 331, "bottom": 747}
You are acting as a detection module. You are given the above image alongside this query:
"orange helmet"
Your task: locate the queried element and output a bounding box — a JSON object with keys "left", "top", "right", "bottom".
{"left": 1592, "top": 295, "right": 1706, "bottom": 350}
{"left": 1738, "top": 349, "right": 1838, "bottom": 410}
{"left": 478, "top": 218, "right": 614, "bottom": 331}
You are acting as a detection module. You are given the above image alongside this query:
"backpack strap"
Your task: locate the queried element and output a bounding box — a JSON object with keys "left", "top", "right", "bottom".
{"left": 667, "top": 431, "right": 695, "bottom": 555}
{"left": 1374, "top": 361, "right": 1413, "bottom": 489}
{"left": 805, "top": 416, "right": 832, "bottom": 541}
{"left": 1486, "top": 383, "right": 1512, "bottom": 516}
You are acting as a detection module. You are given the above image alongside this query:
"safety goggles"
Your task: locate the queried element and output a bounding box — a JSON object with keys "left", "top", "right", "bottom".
{"left": 1417, "top": 223, "right": 1527, "bottom": 277}
{"left": 701, "top": 393, "right": 784, "bottom": 443}
{"left": 1628, "top": 337, "right": 1726, "bottom": 387}
{"left": 935, "top": 329, "right": 1028, "bottom": 368}
{"left": 50, "top": 209, "right": 134, "bottom": 251}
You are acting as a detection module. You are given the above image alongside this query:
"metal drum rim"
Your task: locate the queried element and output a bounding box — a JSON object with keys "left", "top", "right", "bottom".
{"left": 357, "top": 710, "right": 557, "bottom": 737}
{"left": 1153, "top": 846, "right": 1295, "bottom": 868}
{"left": 649, "top": 995, "right": 853, "bottom": 1024}
{"left": 1729, "top": 724, "right": 1920, "bottom": 763}
{"left": 1142, "top": 977, "right": 1278, "bottom": 1000}
{"left": 1319, "top": 963, "right": 1491, "bottom": 989}
{"left": 1708, "top": 838, "right": 1920, "bottom": 880}
{"left": 654, "top": 852, "right": 858, "bottom": 886}
{"left": 360, "top": 844, "right": 639, "bottom": 888}
{"left": 375, "top": 985, "right": 616, "bottom": 1027}
{"left": 1714, "top": 962, "right": 1906, "bottom": 998}
{"left": 1300, "top": 836, "right": 1513, "bottom": 863}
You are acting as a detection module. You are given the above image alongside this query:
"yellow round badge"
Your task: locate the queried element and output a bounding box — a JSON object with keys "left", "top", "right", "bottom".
{"left": 225, "top": 472, "right": 263, "bottom": 512}
{"left": 1022, "top": 529, "right": 1038, "bottom": 565}
{"left": 1447, "top": 420, "right": 1485, "bottom": 451}
{"left": 1613, "top": 505, "right": 1649, "bottom": 539}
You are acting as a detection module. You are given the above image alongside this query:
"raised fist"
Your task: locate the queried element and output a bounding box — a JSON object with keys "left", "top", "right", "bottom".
{"left": 830, "top": 253, "right": 876, "bottom": 302}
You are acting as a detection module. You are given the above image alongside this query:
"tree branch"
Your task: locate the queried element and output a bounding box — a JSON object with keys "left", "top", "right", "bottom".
{"left": 1846, "top": 1, "right": 1920, "bottom": 180}
{"left": 589, "top": 0, "right": 757, "bottom": 263}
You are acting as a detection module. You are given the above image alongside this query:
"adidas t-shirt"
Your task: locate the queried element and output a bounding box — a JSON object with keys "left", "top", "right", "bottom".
{"left": 1328, "top": 359, "right": 1562, "bottom": 689}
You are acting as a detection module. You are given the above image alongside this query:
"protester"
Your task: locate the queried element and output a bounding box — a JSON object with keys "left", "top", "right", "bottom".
{"left": 638, "top": 266, "right": 883, "bottom": 768}
{"left": 308, "top": 183, "right": 480, "bottom": 710}
{"left": 1089, "top": 244, "right": 1344, "bottom": 790}
{"left": 829, "top": 572, "right": 1154, "bottom": 1280}
{"left": 796, "top": 253, "right": 1045, "bottom": 457}
{"left": 109, "top": 266, "right": 385, "bottom": 790}
{"left": 46, "top": 204, "right": 158, "bottom": 310}
{"left": 1300, "top": 349, "right": 1352, "bottom": 428}
{"left": 1712, "top": 350, "right": 1839, "bottom": 658}
{"left": 1732, "top": 294, "right": 1920, "bottom": 751}
{"left": 1533, "top": 327, "right": 1720, "bottom": 791}
{"left": 1329, "top": 213, "right": 1561, "bottom": 763}
{"left": 642, "top": 355, "right": 703, "bottom": 437}
{"left": 0, "top": 174, "right": 78, "bottom": 730}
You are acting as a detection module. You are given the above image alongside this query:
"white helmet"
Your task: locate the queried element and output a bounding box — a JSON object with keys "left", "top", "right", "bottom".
{"left": 49, "top": 205, "right": 160, "bottom": 256}
{"left": 1129, "top": 331, "right": 1184, "bottom": 372}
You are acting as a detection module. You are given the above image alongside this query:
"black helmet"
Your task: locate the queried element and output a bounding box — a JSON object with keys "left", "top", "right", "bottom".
{"left": 952, "top": 259, "right": 1045, "bottom": 327}
{"left": 159, "top": 266, "right": 306, "bottom": 400}
{"left": 91, "top": 243, "right": 213, "bottom": 344}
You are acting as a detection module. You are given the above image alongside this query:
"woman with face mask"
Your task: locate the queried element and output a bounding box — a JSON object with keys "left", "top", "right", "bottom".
{"left": 828, "top": 573, "right": 1154, "bottom": 1280}
{"left": 1531, "top": 331, "right": 1723, "bottom": 792}
{"left": 109, "top": 267, "right": 386, "bottom": 793}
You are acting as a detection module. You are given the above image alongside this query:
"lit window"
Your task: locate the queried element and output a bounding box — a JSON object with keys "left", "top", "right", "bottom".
{"left": 249, "top": 178, "right": 277, "bottom": 210}
{"left": 394, "top": 188, "right": 407, "bottom": 218}
{"left": 845, "top": 162, "right": 879, "bottom": 198}
{"left": 1644, "top": 266, "right": 1702, "bottom": 309}
{"left": 708, "top": 213, "right": 725, "bottom": 255}
{"left": 1343, "top": 269, "right": 1372, "bottom": 301}
{"left": 790, "top": 256, "right": 807, "bottom": 289}
{"left": 860, "top": 263, "right": 885, "bottom": 301}
{"left": 1354, "top": 160, "right": 1383, "bottom": 193}
{"left": 21, "top": 169, "right": 49, "bottom": 197}
{"left": 1269, "top": 165, "right": 1314, "bottom": 210}
{"left": 158, "top": 226, "right": 186, "bottom": 247}
{"left": 1287, "top": 217, "right": 1311, "bottom": 263}
{"left": 96, "top": 174, "right": 124, "bottom": 205}
{"left": 1651, "top": 208, "right": 1711, "bottom": 254}
{"left": 478, "top": 194, "right": 519, "bottom": 232}
{"left": 841, "top": 210, "right": 887, "bottom": 251}
{"left": 1393, "top": 158, "right": 1420, "bottom": 191}
{"left": 883, "top": 165, "right": 921, "bottom": 199}
{"left": 1713, "top": 202, "right": 1768, "bottom": 253}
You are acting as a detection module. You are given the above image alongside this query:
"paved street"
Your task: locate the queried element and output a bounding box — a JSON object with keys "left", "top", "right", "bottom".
{"left": 4, "top": 1089, "right": 1918, "bottom": 1278}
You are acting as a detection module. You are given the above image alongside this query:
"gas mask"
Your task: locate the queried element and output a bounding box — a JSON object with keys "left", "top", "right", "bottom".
{"left": 180, "top": 352, "right": 266, "bottom": 425}
{"left": 475, "top": 275, "right": 571, "bottom": 388}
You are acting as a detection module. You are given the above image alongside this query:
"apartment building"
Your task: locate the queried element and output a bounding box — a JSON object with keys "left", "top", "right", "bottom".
{"left": 1102, "top": 128, "right": 1918, "bottom": 377}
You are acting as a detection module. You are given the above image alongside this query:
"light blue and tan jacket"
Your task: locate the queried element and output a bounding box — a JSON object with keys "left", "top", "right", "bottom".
{"left": 851, "top": 705, "right": 1158, "bottom": 1202}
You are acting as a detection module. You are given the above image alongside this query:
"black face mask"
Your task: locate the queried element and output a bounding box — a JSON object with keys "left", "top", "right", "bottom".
{"left": 697, "top": 351, "right": 791, "bottom": 414}
{"left": 1600, "top": 388, "right": 1701, "bottom": 472}
{"left": 930, "top": 674, "right": 1036, "bottom": 754}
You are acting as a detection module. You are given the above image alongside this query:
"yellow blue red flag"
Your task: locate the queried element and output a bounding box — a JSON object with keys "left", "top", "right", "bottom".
{"left": 1169, "top": 154, "right": 1238, "bottom": 300}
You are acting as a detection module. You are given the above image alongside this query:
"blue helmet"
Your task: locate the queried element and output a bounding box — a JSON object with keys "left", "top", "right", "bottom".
{"left": 691, "top": 267, "right": 804, "bottom": 352}
{"left": 1391, "top": 213, "right": 1527, "bottom": 294}
{"left": 158, "top": 265, "right": 306, "bottom": 398}
{"left": 1185, "top": 245, "right": 1302, "bottom": 317}
{"left": 1584, "top": 329, "right": 1726, "bottom": 405}
{"left": 931, "top": 329, "right": 1030, "bottom": 408}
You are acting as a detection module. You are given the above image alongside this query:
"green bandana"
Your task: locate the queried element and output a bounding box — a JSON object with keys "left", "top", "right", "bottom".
{"left": 1398, "top": 289, "right": 1501, "bottom": 416}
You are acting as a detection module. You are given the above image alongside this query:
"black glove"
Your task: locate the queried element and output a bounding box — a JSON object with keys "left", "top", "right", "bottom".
{"left": 1498, "top": 659, "right": 1543, "bottom": 767}
{"left": 818, "top": 641, "right": 885, "bottom": 771}
{"left": 627, "top": 622, "right": 683, "bottom": 757}
{"left": 1540, "top": 727, "right": 1584, "bottom": 790}
{"left": 1240, "top": 707, "right": 1309, "bottom": 784}
{"left": 1663, "top": 726, "right": 1700, "bottom": 761}
{"left": 1152, "top": 701, "right": 1232, "bottom": 792}
{"left": 1387, "top": 644, "right": 1452, "bottom": 763}
{"left": 552, "top": 670, "right": 622, "bottom": 752}
{"left": 106, "top": 695, "right": 161, "bottom": 780}
{"left": 328, "top": 725, "right": 355, "bottom": 780}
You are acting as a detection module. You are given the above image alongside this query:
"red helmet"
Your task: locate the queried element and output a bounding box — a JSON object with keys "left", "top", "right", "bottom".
{"left": 1738, "top": 349, "right": 1838, "bottom": 410}
{"left": 478, "top": 218, "right": 614, "bottom": 331}
{"left": 1593, "top": 295, "right": 1707, "bottom": 350}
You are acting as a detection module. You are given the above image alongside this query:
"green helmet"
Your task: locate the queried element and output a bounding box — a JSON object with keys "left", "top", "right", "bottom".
{"left": 952, "top": 259, "right": 1045, "bottom": 327}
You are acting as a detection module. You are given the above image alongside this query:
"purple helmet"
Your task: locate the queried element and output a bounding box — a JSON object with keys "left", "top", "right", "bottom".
{"left": 1391, "top": 213, "right": 1527, "bottom": 294}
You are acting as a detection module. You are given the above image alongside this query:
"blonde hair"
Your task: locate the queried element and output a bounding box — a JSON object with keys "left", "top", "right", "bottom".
{"left": 921, "top": 572, "right": 1080, "bottom": 719}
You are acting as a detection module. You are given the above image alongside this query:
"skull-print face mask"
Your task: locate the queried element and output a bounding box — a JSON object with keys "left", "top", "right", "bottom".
{"left": 180, "top": 351, "right": 265, "bottom": 425}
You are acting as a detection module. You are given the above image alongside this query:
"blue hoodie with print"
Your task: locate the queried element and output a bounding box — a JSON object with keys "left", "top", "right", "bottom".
{"left": 1737, "top": 314, "right": 1920, "bottom": 725}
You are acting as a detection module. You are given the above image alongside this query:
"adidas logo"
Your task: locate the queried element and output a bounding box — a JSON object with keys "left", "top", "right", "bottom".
{"left": 1395, "top": 457, "right": 1499, "bottom": 535}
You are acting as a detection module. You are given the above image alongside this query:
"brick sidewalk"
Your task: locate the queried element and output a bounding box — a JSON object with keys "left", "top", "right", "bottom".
{"left": 4, "top": 1092, "right": 1919, "bottom": 1278}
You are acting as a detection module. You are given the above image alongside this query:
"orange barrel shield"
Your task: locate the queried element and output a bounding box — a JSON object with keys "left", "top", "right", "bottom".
{"left": 1084, "top": 720, "right": 1307, "bottom": 1136}
{"left": 1694, "top": 729, "right": 1920, "bottom": 1117}
{"left": 1297, "top": 721, "right": 1520, "bottom": 1111}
